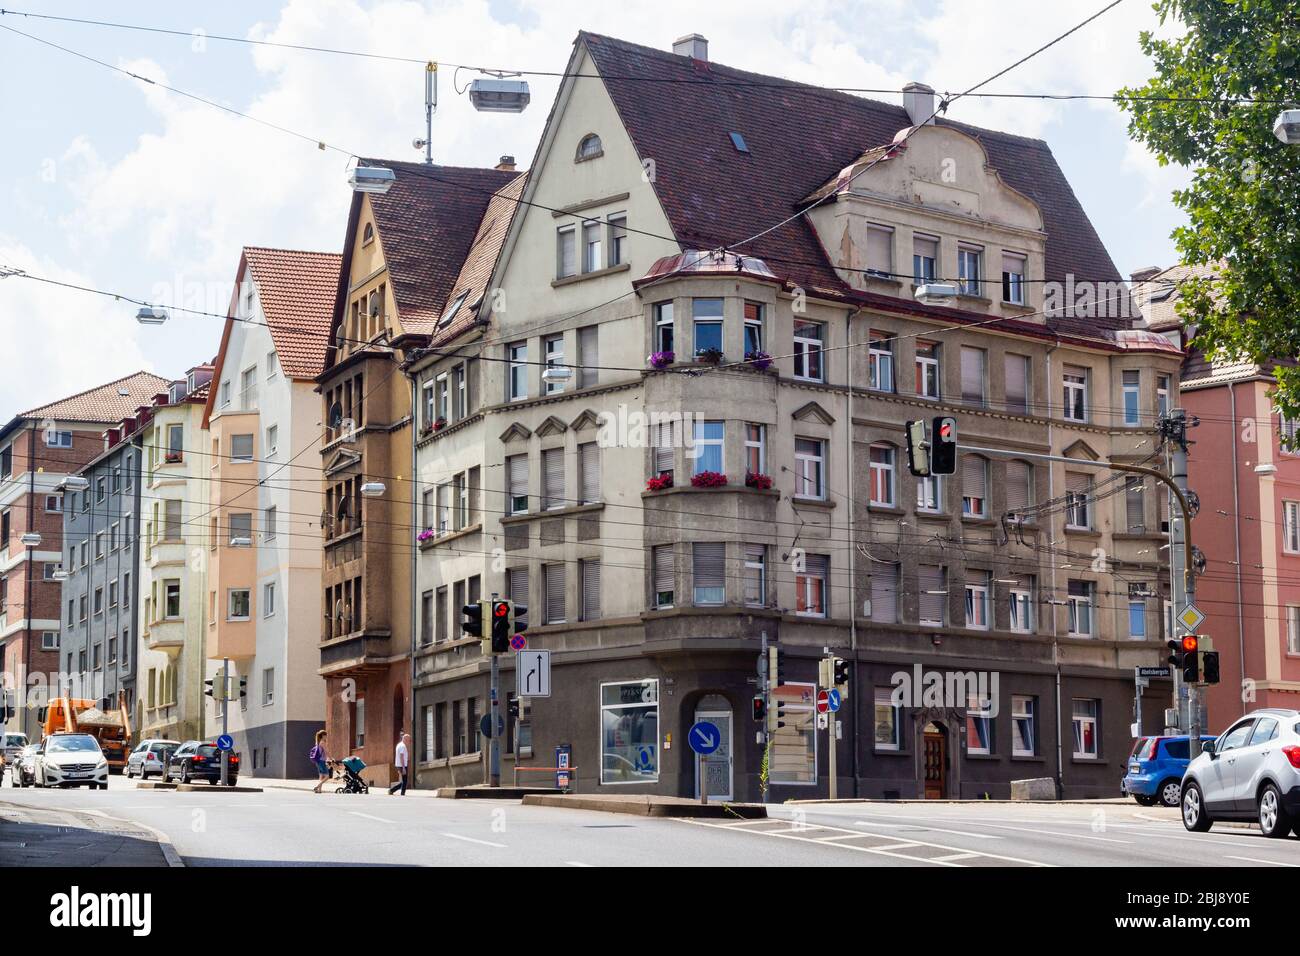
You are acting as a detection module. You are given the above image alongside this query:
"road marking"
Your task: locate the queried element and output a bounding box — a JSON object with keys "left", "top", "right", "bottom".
{"left": 946, "top": 821, "right": 1133, "bottom": 844}
{"left": 440, "top": 832, "right": 506, "bottom": 848}
{"left": 869, "top": 841, "right": 923, "bottom": 851}
{"left": 348, "top": 811, "right": 396, "bottom": 824}
{"left": 1225, "top": 855, "right": 1299, "bottom": 867}
{"left": 565, "top": 861, "right": 593, "bottom": 867}
{"left": 849, "top": 819, "right": 1002, "bottom": 840}
{"left": 931, "top": 852, "right": 980, "bottom": 862}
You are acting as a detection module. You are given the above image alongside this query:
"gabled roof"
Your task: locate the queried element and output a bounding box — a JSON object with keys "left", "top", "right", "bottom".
{"left": 243, "top": 246, "right": 342, "bottom": 379}
{"left": 17, "top": 371, "right": 172, "bottom": 424}
{"left": 580, "top": 32, "right": 1126, "bottom": 336}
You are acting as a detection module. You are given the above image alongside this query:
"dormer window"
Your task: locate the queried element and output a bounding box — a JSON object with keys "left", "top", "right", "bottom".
{"left": 576, "top": 134, "right": 602, "bottom": 161}
{"left": 438, "top": 291, "right": 469, "bottom": 329}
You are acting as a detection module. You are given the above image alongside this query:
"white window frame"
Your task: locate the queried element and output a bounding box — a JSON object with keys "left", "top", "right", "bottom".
{"left": 1128, "top": 599, "right": 1147, "bottom": 640}
{"left": 1012, "top": 695, "right": 1036, "bottom": 756}
{"left": 874, "top": 688, "right": 901, "bottom": 751}
{"left": 1122, "top": 370, "right": 1141, "bottom": 426}
{"left": 227, "top": 587, "right": 251, "bottom": 622}
{"left": 1009, "top": 586, "right": 1034, "bottom": 634}
{"left": 1063, "top": 368, "right": 1088, "bottom": 423}
{"left": 1002, "top": 253, "right": 1027, "bottom": 305}
{"left": 794, "top": 438, "right": 825, "bottom": 500}
{"left": 915, "top": 343, "right": 940, "bottom": 400}
{"left": 544, "top": 336, "right": 565, "bottom": 395}
{"left": 1072, "top": 699, "right": 1099, "bottom": 759}
{"left": 916, "top": 474, "right": 943, "bottom": 513}
{"left": 263, "top": 581, "right": 276, "bottom": 618}
{"left": 1287, "top": 605, "right": 1300, "bottom": 655}
{"left": 793, "top": 320, "right": 824, "bottom": 382}
{"left": 868, "top": 335, "right": 894, "bottom": 392}
{"left": 964, "top": 572, "right": 990, "bottom": 630}
{"left": 957, "top": 245, "right": 982, "bottom": 296}
{"left": 598, "top": 679, "right": 660, "bottom": 786}
{"left": 795, "top": 556, "right": 828, "bottom": 618}
{"left": 1284, "top": 501, "right": 1300, "bottom": 553}
{"left": 966, "top": 694, "right": 993, "bottom": 755}
{"left": 691, "top": 421, "right": 724, "bottom": 476}
{"left": 1067, "top": 581, "right": 1094, "bottom": 637}
{"left": 556, "top": 226, "right": 576, "bottom": 279}
{"left": 744, "top": 423, "right": 766, "bottom": 476}
{"left": 507, "top": 342, "right": 528, "bottom": 401}
{"left": 869, "top": 443, "right": 895, "bottom": 507}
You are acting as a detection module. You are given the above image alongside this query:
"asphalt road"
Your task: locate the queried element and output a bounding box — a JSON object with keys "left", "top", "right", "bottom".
{"left": 4, "top": 776, "right": 1300, "bottom": 867}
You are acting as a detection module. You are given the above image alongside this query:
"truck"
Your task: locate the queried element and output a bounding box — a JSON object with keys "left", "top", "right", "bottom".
{"left": 39, "top": 693, "right": 133, "bottom": 773}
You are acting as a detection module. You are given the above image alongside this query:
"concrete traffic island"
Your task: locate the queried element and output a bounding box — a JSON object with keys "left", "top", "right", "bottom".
{"left": 436, "top": 786, "right": 554, "bottom": 799}
{"left": 521, "top": 792, "right": 767, "bottom": 819}
{"left": 135, "top": 780, "right": 177, "bottom": 790}
{"left": 173, "top": 783, "right": 264, "bottom": 793}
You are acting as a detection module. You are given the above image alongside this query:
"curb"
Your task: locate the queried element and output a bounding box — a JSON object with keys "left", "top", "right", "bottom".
{"left": 521, "top": 794, "right": 767, "bottom": 818}
{"left": 785, "top": 798, "right": 1139, "bottom": 806}
{"left": 437, "top": 786, "right": 553, "bottom": 800}
{"left": 173, "top": 783, "right": 263, "bottom": 793}
{"left": 64, "top": 807, "right": 185, "bottom": 868}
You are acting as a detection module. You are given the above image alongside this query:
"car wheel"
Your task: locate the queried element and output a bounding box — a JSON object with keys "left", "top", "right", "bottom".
{"left": 1133, "top": 794, "right": 1156, "bottom": 806}
{"left": 1258, "top": 783, "right": 1292, "bottom": 838}
{"left": 180, "top": 765, "right": 190, "bottom": 785}
{"left": 1182, "top": 781, "right": 1213, "bottom": 832}
{"left": 1159, "top": 779, "right": 1183, "bottom": 808}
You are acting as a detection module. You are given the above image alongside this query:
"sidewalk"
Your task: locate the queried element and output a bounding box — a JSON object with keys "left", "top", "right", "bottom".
{"left": 0, "top": 800, "right": 179, "bottom": 866}
{"left": 229, "top": 774, "right": 440, "bottom": 797}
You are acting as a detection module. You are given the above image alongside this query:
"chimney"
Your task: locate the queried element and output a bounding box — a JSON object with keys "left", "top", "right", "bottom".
{"left": 902, "top": 82, "right": 936, "bottom": 127}
{"left": 495, "top": 155, "right": 516, "bottom": 172}
{"left": 1129, "top": 265, "right": 1162, "bottom": 283}
{"left": 673, "top": 33, "right": 708, "bottom": 61}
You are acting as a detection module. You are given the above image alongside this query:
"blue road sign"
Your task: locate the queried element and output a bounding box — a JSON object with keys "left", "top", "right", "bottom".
{"left": 216, "top": 734, "right": 234, "bottom": 751}
{"left": 827, "top": 689, "right": 842, "bottom": 713}
{"left": 688, "top": 721, "right": 721, "bottom": 756}
{"left": 510, "top": 633, "right": 527, "bottom": 651}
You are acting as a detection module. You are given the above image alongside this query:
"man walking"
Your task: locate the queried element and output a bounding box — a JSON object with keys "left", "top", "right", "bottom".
{"left": 388, "top": 732, "right": 410, "bottom": 796}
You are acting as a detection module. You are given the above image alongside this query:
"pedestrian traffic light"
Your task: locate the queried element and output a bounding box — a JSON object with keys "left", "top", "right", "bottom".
{"left": 1166, "top": 639, "right": 1183, "bottom": 670}
{"left": 204, "top": 678, "right": 215, "bottom": 699}
{"left": 833, "top": 657, "right": 850, "bottom": 690}
{"left": 930, "top": 416, "right": 957, "bottom": 476}
{"left": 490, "top": 599, "right": 511, "bottom": 654}
{"left": 238, "top": 677, "right": 247, "bottom": 700}
{"left": 751, "top": 695, "right": 766, "bottom": 722}
{"left": 768, "top": 645, "right": 785, "bottom": 686}
{"left": 1181, "top": 634, "right": 1200, "bottom": 684}
{"left": 905, "top": 419, "right": 930, "bottom": 477}
{"left": 1201, "top": 650, "right": 1220, "bottom": 685}
{"left": 461, "top": 601, "right": 484, "bottom": 638}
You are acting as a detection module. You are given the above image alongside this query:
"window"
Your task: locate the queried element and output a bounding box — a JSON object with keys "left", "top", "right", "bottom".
{"left": 793, "top": 320, "right": 824, "bottom": 381}
{"left": 580, "top": 559, "right": 601, "bottom": 621}
{"left": 46, "top": 430, "right": 72, "bottom": 448}
{"left": 865, "top": 224, "right": 893, "bottom": 277}
{"left": 267, "top": 351, "right": 278, "bottom": 379}
{"left": 582, "top": 220, "right": 602, "bottom": 273}
{"left": 579, "top": 442, "right": 600, "bottom": 504}
{"left": 577, "top": 133, "right": 602, "bottom": 160}
{"left": 43, "top": 631, "right": 59, "bottom": 651}
{"left": 693, "top": 542, "right": 725, "bottom": 605}
{"left": 420, "top": 591, "right": 433, "bottom": 646}
{"left": 507, "top": 342, "right": 527, "bottom": 401}
{"left": 241, "top": 366, "right": 258, "bottom": 410}
{"left": 965, "top": 570, "right": 990, "bottom": 630}
{"left": 796, "top": 554, "right": 828, "bottom": 617}
{"left": 609, "top": 215, "right": 627, "bottom": 266}
{"left": 652, "top": 545, "right": 674, "bottom": 609}
{"left": 577, "top": 326, "right": 598, "bottom": 389}
{"left": 421, "top": 381, "right": 435, "bottom": 427}
{"left": 436, "top": 373, "right": 450, "bottom": 420}
{"left": 259, "top": 667, "right": 274, "bottom": 706}
{"left": 109, "top": 580, "right": 118, "bottom": 607}
{"left": 794, "top": 438, "right": 825, "bottom": 499}
{"left": 94, "top": 586, "right": 103, "bottom": 615}
{"left": 94, "top": 531, "right": 105, "bottom": 560}
{"left": 916, "top": 474, "right": 943, "bottom": 513}
{"left": 743, "top": 301, "right": 764, "bottom": 355}
{"left": 957, "top": 245, "right": 982, "bottom": 296}
{"left": 45, "top": 494, "right": 62, "bottom": 513}
{"left": 543, "top": 564, "right": 565, "bottom": 624}
{"left": 1009, "top": 578, "right": 1034, "bottom": 633}
{"left": 869, "top": 444, "right": 895, "bottom": 507}
{"left": 228, "top": 588, "right": 251, "bottom": 621}
{"left": 1002, "top": 252, "right": 1026, "bottom": 304}
{"left": 507, "top": 454, "right": 528, "bottom": 514}
{"left": 220, "top": 381, "right": 231, "bottom": 408}
{"left": 1128, "top": 600, "right": 1147, "bottom": 639}
{"left": 231, "top": 434, "right": 254, "bottom": 461}
{"left": 265, "top": 424, "right": 278, "bottom": 457}
{"left": 164, "top": 580, "right": 181, "bottom": 619}
{"left": 453, "top": 363, "right": 468, "bottom": 417}
{"left": 868, "top": 332, "right": 894, "bottom": 392}
{"left": 1122, "top": 370, "right": 1141, "bottom": 426}
{"left": 163, "top": 498, "right": 182, "bottom": 540}
{"left": 600, "top": 680, "right": 659, "bottom": 784}
{"left": 542, "top": 448, "right": 564, "bottom": 510}
{"left": 915, "top": 341, "right": 940, "bottom": 399}
{"left": 1067, "top": 580, "right": 1094, "bottom": 636}
{"left": 355, "top": 698, "right": 365, "bottom": 749}
{"left": 1012, "top": 696, "right": 1036, "bottom": 756}
{"left": 264, "top": 505, "right": 277, "bottom": 541}
{"left": 435, "top": 484, "right": 449, "bottom": 533}
{"left": 166, "top": 426, "right": 185, "bottom": 462}
{"left": 960, "top": 347, "right": 986, "bottom": 407}
{"left": 0, "top": 444, "right": 9, "bottom": 479}
{"left": 1063, "top": 366, "right": 1088, "bottom": 422}
{"left": 263, "top": 581, "right": 276, "bottom": 618}
{"left": 966, "top": 693, "right": 993, "bottom": 754}
{"left": 544, "top": 336, "right": 564, "bottom": 395}
{"left": 874, "top": 688, "right": 901, "bottom": 750}
{"left": 913, "top": 234, "right": 938, "bottom": 284}
{"left": 870, "top": 561, "right": 899, "bottom": 623}
{"left": 1006, "top": 460, "right": 1033, "bottom": 518}
{"left": 1157, "top": 375, "right": 1171, "bottom": 418}
{"left": 692, "top": 421, "right": 724, "bottom": 476}
{"left": 743, "top": 545, "right": 766, "bottom": 606}
{"left": 918, "top": 564, "right": 946, "bottom": 626}
{"left": 654, "top": 301, "right": 674, "bottom": 354}
{"left": 692, "top": 298, "right": 723, "bottom": 358}
{"left": 1000, "top": 353, "right": 1030, "bottom": 415}
{"left": 1072, "top": 699, "right": 1099, "bottom": 759}
{"left": 228, "top": 512, "right": 252, "bottom": 547}
{"left": 1287, "top": 606, "right": 1300, "bottom": 655}
{"left": 1065, "top": 473, "right": 1091, "bottom": 529}
{"left": 556, "top": 226, "right": 576, "bottom": 278}
{"left": 1284, "top": 501, "right": 1300, "bottom": 553}
{"left": 744, "top": 424, "right": 766, "bottom": 476}
{"left": 961, "top": 455, "right": 987, "bottom": 517}
{"left": 96, "top": 477, "right": 106, "bottom": 502}
{"left": 1125, "top": 477, "right": 1145, "bottom": 533}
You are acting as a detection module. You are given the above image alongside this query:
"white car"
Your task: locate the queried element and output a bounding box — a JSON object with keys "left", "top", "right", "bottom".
{"left": 9, "top": 745, "right": 38, "bottom": 787}
{"left": 125, "top": 739, "right": 180, "bottom": 780}
{"left": 1181, "top": 708, "right": 1300, "bottom": 837}
{"left": 1, "top": 731, "right": 29, "bottom": 765}
{"left": 34, "top": 733, "right": 109, "bottom": 790}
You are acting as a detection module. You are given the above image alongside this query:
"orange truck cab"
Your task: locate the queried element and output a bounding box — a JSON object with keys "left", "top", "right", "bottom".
{"left": 39, "top": 695, "right": 133, "bottom": 772}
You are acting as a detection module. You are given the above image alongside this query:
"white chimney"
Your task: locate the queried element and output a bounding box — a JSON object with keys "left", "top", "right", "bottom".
{"left": 902, "top": 82, "right": 936, "bottom": 127}
{"left": 673, "top": 33, "right": 708, "bottom": 61}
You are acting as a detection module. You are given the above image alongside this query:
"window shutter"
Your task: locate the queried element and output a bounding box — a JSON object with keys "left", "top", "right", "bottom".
{"left": 653, "top": 422, "right": 675, "bottom": 474}
{"left": 581, "top": 560, "right": 601, "bottom": 621}
{"left": 1006, "top": 461, "right": 1030, "bottom": 513}
{"left": 653, "top": 545, "right": 674, "bottom": 602}
{"left": 543, "top": 448, "right": 564, "bottom": 509}
{"left": 803, "top": 553, "right": 828, "bottom": 580}
{"left": 962, "top": 456, "right": 986, "bottom": 500}
{"left": 580, "top": 443, "right": 600, "bottom": 504}
{"left": 961, "top": 347, "right": 984, "bottom": 404}
{"left": 507, "top": 567, "right": 528, "bottom": 608}
{"left": 1005, "top": 354, "right": 1028, "bottom": 411}
{"left": 693, "top": 542, "right": 725, "bottom": 592}
{"left": 871, "top": 561, "right": 898, "bottom": 623}
{"left": 544, "top": 564, "right": 565, "bottom": 623}
{"left": 918, "top": 564, "right": 945, "bottom": 624}
{"left": 1066, "top": 473, "right": 1089, "bottom": 495}
{"left": 508, "top": 455, "right": 528, "bottom": 506}
{"left": 866, "top": 226, "right": 892, "bottom": 273}
{"left": 578, "top": 326, "right": 598, "bottom": 388}
{"left": 1126, "top": 478, "right": 1145, "bottom": 532}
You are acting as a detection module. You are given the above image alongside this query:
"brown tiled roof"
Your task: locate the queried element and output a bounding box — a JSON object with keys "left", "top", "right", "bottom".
{"left": 19, "top": 371, "right": 172, "bottom": 424}
{"left": 243, "top": 246, "right": 342, "bottom": 379}
{"left": 581, "top": 32, "right": 1128, "bottom": 336}
{"left": 1137, "top": 262, "right": 1220, "bottom": 333}
{"left": 362, "top": 160, "right": 521, "bottom": 336}
{"left": 430, "top": 172, "right": 528, "bottom": 348}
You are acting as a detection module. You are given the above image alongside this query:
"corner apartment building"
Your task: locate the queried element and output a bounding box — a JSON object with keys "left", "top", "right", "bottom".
{"left": 0, "top": 371, "right": 169, "bottom": 737}
{"left": 1141, "top": 263, "right": 1300, "bottom": 731}
{"left": 406, "top": 32, "right": 1182, "bottom": 800}
{"left": 137, "top": 366, "right": 213, "bottom": 743}
{"left": 200, "top": 247, "right": 336, "bottom": 778}
{"left": 318, "top": 159, "right": 519, "bottom": 785}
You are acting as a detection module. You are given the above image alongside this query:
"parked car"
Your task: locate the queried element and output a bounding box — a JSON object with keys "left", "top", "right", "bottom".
{"left": 1121, "top": 735, "right": 1216, "bottom": 807}
{"left": 34, "top": 733, "right": 109, "bottom": 789}
{"left": 165, "top": 741, "right": 239, "bottom": 785}
{"left": 1181, "top": 708, "right": 1300, "bottom": 836}
{"left": 125, "top": 739, "right": 180, "bottom": 781}
{"left": 1, "top": 731, "right": 29, "bottom": 764}
{"left": 9, "top": 745, "right": 37, "bottom": 787}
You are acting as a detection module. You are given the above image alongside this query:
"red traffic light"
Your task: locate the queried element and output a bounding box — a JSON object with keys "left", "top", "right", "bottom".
{"left": 1181, "top": 635, "right": 1199, "bottom": 653}
{"left": 939, "top": 420, "right": 953, "bottom": 439}
{"left": 493, "top": 601, "right": 510, "bottom": 618}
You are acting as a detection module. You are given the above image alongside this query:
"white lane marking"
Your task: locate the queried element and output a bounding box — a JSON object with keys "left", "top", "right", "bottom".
{"left": 946, "top": 821, "right": 1132, "bottom": 844}
{"left": 440, "top": 832, "right": 507, "bottom": 848}
{"left": 931, "top": 852, "right": 980, "bottom": 863}
{"left": 848, "top": 819, "right": 1002, "bottom": 840}
{"left": 719, "top": 817, "right": 784, "bottom": 827}
{"left": 870, "top": 841, "right": 923, "bottom": 851}
{"left": 565, "top": 861, "right": 593, "bottom": 867}
{"left": 1226, "top": 855, "right": 1300, "bottom": 867}
{"left": 348, "top": 811, "right": 396, "bottom": 824}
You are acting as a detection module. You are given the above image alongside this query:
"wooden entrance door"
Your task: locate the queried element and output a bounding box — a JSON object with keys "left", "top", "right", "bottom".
{"left": 923, "top": 728, "right": 946, "bottom": 799}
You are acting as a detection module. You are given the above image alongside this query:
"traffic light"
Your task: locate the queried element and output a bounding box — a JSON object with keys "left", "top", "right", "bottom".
{"left": 509, "top": 601, "right": 528, "bottom": 639}
{"left": 765, "top": 645, "right": 786, "bottom": 735}
{"left": 238, "top": 677, "right": 248, "bottom": 700}
{"left": 507, "top": 697, "right": 520, "bottom": 720}
{"left": 751, "top": 694, "right": 766, "bottom": 722}
{"left": 1201, "top": 650, "right": 1220, "bottom": 685}
{"left": 905, "top": 419, "right": 930, "bottom": 477}
{"left": 204, "top": 678, "right": 215, "bottom": 699}
{"left": 490, "top": 600, "right": 511, "bottom": 654}
{"left": 461, "top": 601, "right": 484, "bottom": 638}
{"left": 1181, "top": 634, "right": 1200, "bottom": 684}
{"left": 833, "top": 657, "right": 850, "bottom": 690}
{"left": 930, "top": 416, "right": 957, "bottom": 476}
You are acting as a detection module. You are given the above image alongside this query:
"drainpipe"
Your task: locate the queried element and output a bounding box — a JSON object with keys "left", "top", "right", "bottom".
{"left": 1044, "top": 341, "right": 1064, "bottom": 798}
{"left": 408, "top": 361, "right": 419, "bottom": 770}
{"left": 1229, "top": 382, "right": 1246, "bottom": 716}
{"left": 21, "top": 421, "right": 37, "bottom": 735}
{"left": 845, "top": 306, "right": 862, "bottom": 797}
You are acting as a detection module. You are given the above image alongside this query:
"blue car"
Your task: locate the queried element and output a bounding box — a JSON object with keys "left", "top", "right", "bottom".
{"left": 1121, "top": 736, "right": 1217, "bottom": 807}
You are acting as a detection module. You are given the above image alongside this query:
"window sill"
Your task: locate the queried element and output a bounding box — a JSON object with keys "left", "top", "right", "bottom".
{"left": 642, "top": 485, "right": 778, "bottom": 500}
{"left": 1010, "top": 753, "right": 1045, "bottom": 762}
{"left": 960, "top": 515, "right": 995, "bottom": 526}
{"left": 915, "top": 510, "right": 948, "bottom": 521}
{"left": 1070, "top": 756, "right": 1105, "bottom": 766}
{"left": 500, "top": 503, "right": 604, "bottom": 524}
{"left": 873, "top": 747, "right": 910, "bottom": 757}
{"left": 868, "top": 503, "right": 904, "bottom": 515}
{"left": 418, "top": 523, "right": 483, "bottom": 551}
{"left": 551, "top": 262, "right": 631, "bottom": 288}
{"left": 1063, "top": 527, "right": 1100, "bottom": 538}
{"left": 965, "top": 752, "right": 999, "bottom": 761}
{"left": 791, "top": 496, "right": 834, "bottom": 510}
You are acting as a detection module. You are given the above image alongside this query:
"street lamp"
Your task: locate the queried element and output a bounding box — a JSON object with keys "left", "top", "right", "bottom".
{"left": 19, "top": 531, "right": 41, "bottom": 547}
{"left": 360, "top": 481, "right": 386, "bottom": 498}
{"left": 135, "top": 306, "right": 168, "bottom": 325}
{"left": 542, "top": 366, "right": 572, "bottom": 389}
{"left": 1273, "top": 109, "right": 1300, "bottom": 145}
{"left": 60, "top": 476, "right": 89, "bottom": 491}
{"left": 468, "top": 77, "right": 531, "bottom": 113}
{"left": 229, "top": 536, "right": 253, "bottom": 548}
{"left": 914, "top": 283, "right": 957, "bottom": 306}
{"left": 348, "top": 164, "right": 396, "bottom": 194}
{"left": 1255, "top": 463, "right": 1278, "bottom": 475}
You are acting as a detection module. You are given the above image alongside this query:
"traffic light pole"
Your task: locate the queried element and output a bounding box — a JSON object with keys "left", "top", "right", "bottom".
{"left": 758, "top": 630, "right": 768, "bottom": 805}
{"left": 488, "top": 593, "right": 501, "bottom": 788}
{"left": 220, "top": 658, "right": 230, "bottom": 788}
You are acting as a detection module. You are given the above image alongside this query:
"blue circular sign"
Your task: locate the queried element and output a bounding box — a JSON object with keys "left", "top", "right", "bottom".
{"left": 510, "top": 633, "right": 527, "bottom": 651}
{"left": 827, "top": 689, "right": 842, "bottom": 713}
{"left": 216, "top": 734, "right": 234, "bottom": 751}
{"left": 688, "top": 721, "right": 721, "bottom": 756}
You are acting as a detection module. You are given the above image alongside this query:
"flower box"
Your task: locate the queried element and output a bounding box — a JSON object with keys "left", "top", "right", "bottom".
{"left": 648, "top": 351, "right": 675, "bottom": 370}
{"left": 690, "top": 470, "right": 728, "bottom": 488}
{"left": 645, "top": 473, "right": 674, "bottom": 492}
{"left": 163, "top": 452, "right": 182, "bottom": 463}
{"left": 745, "top": 472, "right": 773, "bottom": 490}
{"left": 416, "top": 528, "right": 436, "bottom": 543}
{"left": 695, "top": 347, "right": 724, "bottom": 365}
{"left": 745, "top": 350, "right": 772, "bottom": 371}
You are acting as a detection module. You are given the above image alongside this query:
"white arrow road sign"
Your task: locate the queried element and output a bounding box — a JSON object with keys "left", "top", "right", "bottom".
{"left": 517, "top": 649, "right": 551, "bottom": 698}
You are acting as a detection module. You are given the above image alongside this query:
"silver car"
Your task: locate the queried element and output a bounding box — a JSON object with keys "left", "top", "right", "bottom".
{"left": 125, "top": 739, "right": 180, "bottom": 780}
{"left": 1181, "top": 708, "right": 1300, "bottom": 837}
{"left": 9, "top": 745, "right": 37, "bottom": 787}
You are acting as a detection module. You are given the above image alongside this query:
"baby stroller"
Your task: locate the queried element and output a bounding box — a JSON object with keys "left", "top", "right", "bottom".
{"left": 333, "top": 755, "right": 370, "bottom": 794}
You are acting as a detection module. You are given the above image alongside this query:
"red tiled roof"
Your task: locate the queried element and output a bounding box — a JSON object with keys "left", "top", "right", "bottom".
{"left": 361, "top": 160, "right": 522, "bottom": 337}
{"left": 243, "top": 246, "right": 342, "bottom": 379}
{"left": 19, "top": 371, "right": 173, "bottom": 424}
{"left": 581, "top": 32, "right": 1129, "bottom": 337}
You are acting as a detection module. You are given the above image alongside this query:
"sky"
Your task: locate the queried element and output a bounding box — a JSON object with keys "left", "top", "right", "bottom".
{"left": 0, "top": 0, "right": 1192, "bottom": 418}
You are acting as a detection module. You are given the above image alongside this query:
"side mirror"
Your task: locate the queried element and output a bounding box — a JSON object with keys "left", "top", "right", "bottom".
{"left": 1202, "top": 740, "right": 1216, "bottom": 757}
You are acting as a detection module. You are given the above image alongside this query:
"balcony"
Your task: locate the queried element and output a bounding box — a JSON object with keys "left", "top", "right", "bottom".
{"left": 318, "top": 628, "right": 393, "bottom": 677}
{"left": 144, "top": 618, "right": 185, "bottom": 653}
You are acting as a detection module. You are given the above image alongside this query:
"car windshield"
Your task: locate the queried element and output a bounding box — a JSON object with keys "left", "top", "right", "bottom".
{"left": 197, "top": 745, "right": 218, "bottom": 758}
{"left": 47, "top": 736, "right": 99, "bottom": 753}
{"left": 4, "top": 734, "right": 27, "bottom": 747}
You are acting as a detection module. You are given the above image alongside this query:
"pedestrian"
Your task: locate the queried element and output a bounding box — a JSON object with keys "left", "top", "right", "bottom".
{"left": 309, "top": 729, "right": 330, "bottom": 794}
{"left": 388, "top": 732, "right": 410, "bottom": 796}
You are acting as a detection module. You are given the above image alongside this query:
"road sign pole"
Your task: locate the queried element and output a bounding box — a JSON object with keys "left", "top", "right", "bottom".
{"left": 489, "top": 652, "right": 500, "bottom": 788}
{"left": 220, "top": 658, "right": 230, "bottom": 788}
{"left": 825, "top": 654, "right": 838, "bottom": 801}
{"left": 758, "top": 630, "right": 768, "bottom": 805}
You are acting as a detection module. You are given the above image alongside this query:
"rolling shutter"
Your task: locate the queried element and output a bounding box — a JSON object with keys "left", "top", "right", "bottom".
{"left": 507, "top": 567, "right": 528, "bottom": 609}
{"left": 693, "top": 542, "right": 726, "bottom": 603}
{"left": 653, "top": 421, "right": 675, "bottom": 474}
{"left": 653, "top": 545, "right": 674, "bottom": 605}
{"left": 918, "top": 564, "right": 945, "bottom": 625}
{"left": 871, "top": 561, "right": 898, "bottom": 623}
{"left": 581, "top": 560, "right": 601, "bottom": 621}
{"left": 578, "top": 326, "right": 598, "bottom": 389}
{"left": 542, "top": 448, "right": 564, "bottom": 510}
{"left": 1005, "top": 354, "right": 1028, "bottom": 412}
{"left": 508, "top": 455, "right": 528, "bottom": 511}
{"left": 1005, "top": 461, "right": 1031, "bottom": 514}
{"left": 962, "top": 456, "right": 987, "bottom": 503}
{"left": 1126, "top": 477, "right": 1145, "bottom": 532}
{"left": 580, "top": 443, "right": 600, "bottom": 504}
{"left": 544, "top": 564, "right": 565, "bottom": 623}
{"left": 961, "top": 347, "right": 985, "bottom": 405}
{"left": 866, "top": 225, "right": 892, "bottom": 273}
